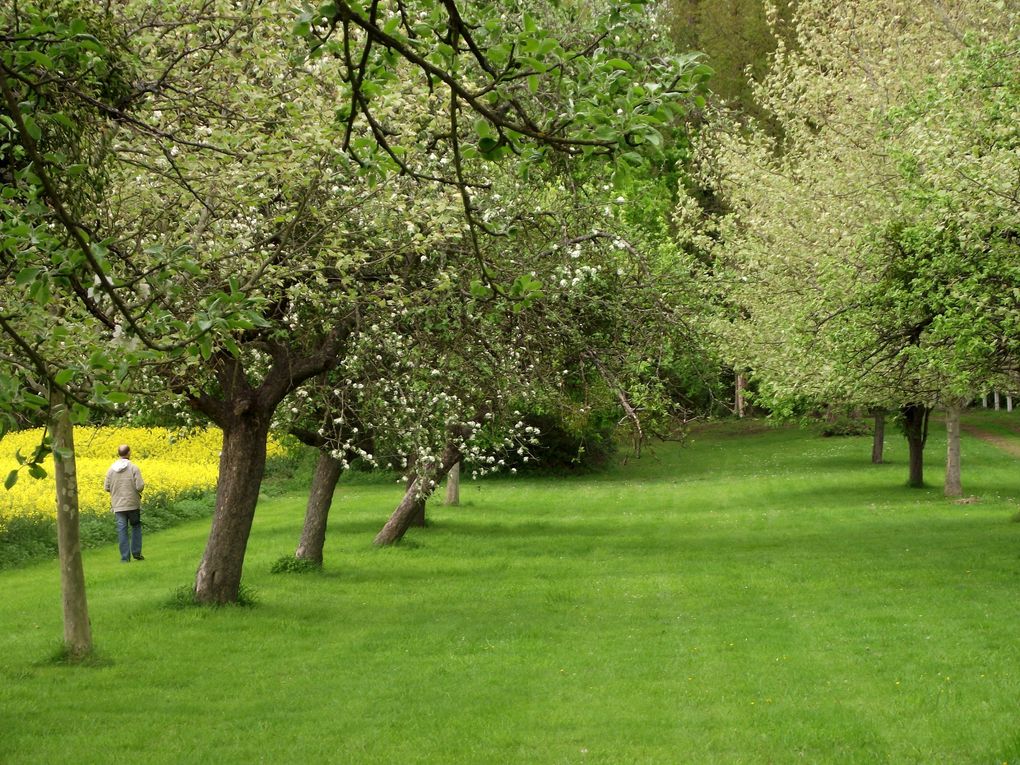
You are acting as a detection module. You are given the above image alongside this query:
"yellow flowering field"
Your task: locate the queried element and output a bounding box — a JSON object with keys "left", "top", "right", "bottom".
{"left": 0, "top": 426, "right": 287, "bottom": 523}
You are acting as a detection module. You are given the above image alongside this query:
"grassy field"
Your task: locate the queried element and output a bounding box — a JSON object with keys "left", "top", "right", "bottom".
{"left": 2, "top": 414, "right": 1020, "bottom": 764}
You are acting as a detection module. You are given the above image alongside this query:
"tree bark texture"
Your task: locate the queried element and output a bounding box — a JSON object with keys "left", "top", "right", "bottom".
{"left": 902, "top": 403, "right": 930, "bottom": 488}
{"left": 50, "top": 389, "right": 92, "bottom": 658}
{"left": 871, "top": 411, "right": 885, "bottom": 464}
{"left": 444, "top": 460, "right": 461, "bottom": 506}
{"left": 194, "top": 415, "right": 271, "bottom": 604}
{"left": 295, "top": 451, "right": 344, "bottom": 564}
{"left": 944, "top": 401, "right": 964, "bottom": 498}
{"left": 374, "top": 442, "right": 462, "bottom": 545}
{"left": 410, "top": 497, "right": 427, "bottom": 527}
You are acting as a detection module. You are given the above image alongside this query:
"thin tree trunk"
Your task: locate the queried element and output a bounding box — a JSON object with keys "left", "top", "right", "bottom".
{"left": 50, "top": 388, "right": 92, "bottom": 658}
{"left": 871, "top": 411, "right": 885, "bottom": 464}
{"left": 735, "top": 372, "right": 747, "bottom": 418}
{"left": 994, "top": 391, "right": 1001, "bottom": 410}
{"left": 1009, "top": 395, "right": 1014, "bottom": 413}
{"left": 445, "top": 460, "right": 461, "bottom": 506}
{"left": 902, "top": 403, "right": 929, "bottom": 488}
{"left": 944, "top": 401, "right": 964, "bottom": 497}
{"left": 295, "top": 451, "right": 343, "bottom": 564}
{"left": 374, "top": 443, "right": 461, "bottom": 545}
{"left": 194, "top": 415, "right": 270, "bottom": 604}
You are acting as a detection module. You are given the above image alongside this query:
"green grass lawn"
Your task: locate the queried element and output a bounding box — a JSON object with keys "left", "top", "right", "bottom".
{"left": 2, "top": 415, "right": 1020, "bottom": 764}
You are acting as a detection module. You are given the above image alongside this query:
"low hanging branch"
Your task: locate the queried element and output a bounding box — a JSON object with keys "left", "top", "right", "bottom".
{"left": 584, "top": 352, "right": 645, "bottom": 459}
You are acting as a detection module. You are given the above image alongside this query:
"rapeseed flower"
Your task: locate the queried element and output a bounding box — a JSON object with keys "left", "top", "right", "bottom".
{"left": 0, "top": 427, "right": 286, "bottom": 523}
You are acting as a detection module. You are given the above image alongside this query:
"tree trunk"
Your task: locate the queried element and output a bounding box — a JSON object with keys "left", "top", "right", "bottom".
{"left": 194, "top": 415, "right": 271, "bottom": 604}
{"left": 50, "top": 388, "right": 92, "bottom": 659}
{"left": 944, "top": 401, "right": 964, "bottom": 498}
{"left": 735, "top": 372, "right": 747, "bottom": 418}
{"left": 445, "top": 460, "right": 461, "bottom": 506}
{"left": 994, "top": 391, "right": 1001, "bottom": 410}
{"left": 374, "top": 443, "right": 461, "bottom": 545}
{"left": 295, "top": 451, "right": 344, "bottom": 564}
{"left": 410, "top": 497, "right": 427, "bottom": 527}
{"left": 871, "top": 411, "right": 885, "bottom": 464}
{"left": 902, "top": 403, "right": 929, "bottom": 488}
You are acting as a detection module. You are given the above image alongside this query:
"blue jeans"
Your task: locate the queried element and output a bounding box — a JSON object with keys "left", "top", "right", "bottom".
{"left": 115, "top": 509, "right": 142, "bottom": 561}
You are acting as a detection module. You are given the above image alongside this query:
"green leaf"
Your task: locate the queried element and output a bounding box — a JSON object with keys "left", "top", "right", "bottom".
{"left": 21, "top": 115, "right": 41, "bottom": 142}
{"left": 474, "top": 118, "right": 494, "bottom": 139}
{"left": 15, "top": 267, "right": 42, "bottom": 286}
{"left": 469, "top": 280, "right": 494, "bottom": 299}
{"left": 605, "top": 58, "right": 634, "bottom": 72}
{"left": 53, "top": 369, "right": 75, "bottom": 386}
{"left": 105, "top": 391, "right": 131, "bottom": 404}
{"left": 28, "top": 276, "right": 50, "bottom": 304}
{"left": 22, "top": 50, "right": 55, "bottom": 70}
{"left": 478, "top": 136, "right": 500, "bottom": 154}
{"left": 4, "top": 469, "right": 17, "bottom": 491}
{"left": 27, "top": 463, "right": 46, "bottom": 480}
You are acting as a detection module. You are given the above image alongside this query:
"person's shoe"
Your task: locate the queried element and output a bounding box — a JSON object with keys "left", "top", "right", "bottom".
{"left": 133, "top": 554, "right": 145, "bottom": 561}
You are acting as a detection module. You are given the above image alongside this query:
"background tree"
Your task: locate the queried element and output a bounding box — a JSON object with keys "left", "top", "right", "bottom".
{"left": 672, "top": 0, "right": 1018, "bottom": 490}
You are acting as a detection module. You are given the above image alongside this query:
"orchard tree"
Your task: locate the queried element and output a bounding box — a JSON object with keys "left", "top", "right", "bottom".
{"left": 4, "top": 0, "right": 708, "bottom": 602}
{"left": 0, "top": 3, "right": 150, "bottom": 657}
{"left": 673, "top": 0, "right": 1017, "bottom": 491}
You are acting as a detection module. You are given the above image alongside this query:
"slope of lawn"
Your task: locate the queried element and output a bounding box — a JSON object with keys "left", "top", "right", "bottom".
{"left": 2, "top": 415, "right": 1020, "bottom": 764}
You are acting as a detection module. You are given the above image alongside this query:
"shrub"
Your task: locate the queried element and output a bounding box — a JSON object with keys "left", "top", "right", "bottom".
{"left": 270, "top": 555, "right": 322, "bottom": 574}
{"left": 499, "top": 410, "right": 618, "bottom": 473}
{"left": 164, "top": 582, "right": 259, "bottom": 609}
{"left": 820, "top": 416, "right": 871, "bottom": 437}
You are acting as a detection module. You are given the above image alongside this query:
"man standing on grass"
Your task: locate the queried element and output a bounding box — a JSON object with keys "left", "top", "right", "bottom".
{"left": 104, "top": 444, "right": 145, "bottom": 563}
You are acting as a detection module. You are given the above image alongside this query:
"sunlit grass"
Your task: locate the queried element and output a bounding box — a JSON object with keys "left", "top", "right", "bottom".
{"left": 1, "top": 413, "right": 1019, "bottom": 763}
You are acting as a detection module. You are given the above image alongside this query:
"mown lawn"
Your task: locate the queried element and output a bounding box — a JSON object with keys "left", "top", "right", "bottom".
{"left": 2, "top": 415, "right": 1020, "bottom": 764}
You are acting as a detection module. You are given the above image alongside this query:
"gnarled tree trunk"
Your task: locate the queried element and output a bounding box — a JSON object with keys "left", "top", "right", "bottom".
{"left": 902, "top": 403, "right": 930, "bottom": 488}
{"left": 194, "top": 414, "right": 271, "bottom": 604}
{"left": 295, "top": 451, "right": 344, "bottom": 564}
{"left": 50, "top": 388, "right": 92, "bottom": 659}
{"left": 944, "top": 400, "right": 964, "bottom": 498}
{"left": 374, "top": 443, "right": 461, "bottom": 545}
{"left": 871, "top": 411, "right": 885, "bottom": 464}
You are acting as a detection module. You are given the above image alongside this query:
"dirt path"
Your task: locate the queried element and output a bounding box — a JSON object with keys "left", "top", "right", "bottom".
{"left": 961, "top": 423, "right": 1020, "bottom": 459}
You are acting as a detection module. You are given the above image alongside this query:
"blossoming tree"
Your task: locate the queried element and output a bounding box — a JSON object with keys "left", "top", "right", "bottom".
{"left": 3, "top": 0, "right": 708, "bottom": 603}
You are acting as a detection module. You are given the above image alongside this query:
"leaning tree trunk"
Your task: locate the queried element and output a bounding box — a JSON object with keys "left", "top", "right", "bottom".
{"left": 295, "top": 451, "right": 344, "bottom": 564}
{"left": 944, "top": 400, "right": 964, "bottom": 498}
{"left": 871, "top": 411, "right": 886, "bottom": 464}
{"left": 902, "top": 403, "right": 930, "bottom": 488}
{"left": 445, "top": 460, "right": 461, "bottom": 506}
{"left": 194, "top": 414, "right": 271, "bottom": 604}
{"left": 410, "top": 496, "right": 427, "bottom": 527}
{"left": 50, "top": 388, "right": 92, "bottom": 659}
{"left": 374, "top": 443, "right": 462, "bottom": 545}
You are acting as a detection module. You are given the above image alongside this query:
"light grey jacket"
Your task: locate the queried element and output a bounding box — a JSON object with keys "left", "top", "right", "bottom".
{"left": 104, "top": 458, "right": 144, "bottom": 513}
